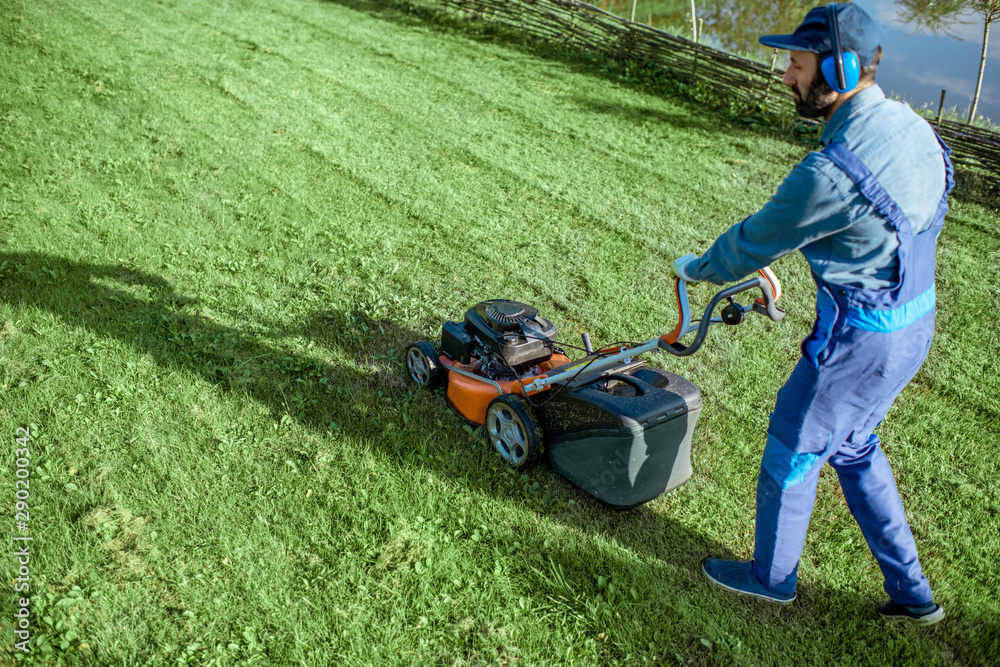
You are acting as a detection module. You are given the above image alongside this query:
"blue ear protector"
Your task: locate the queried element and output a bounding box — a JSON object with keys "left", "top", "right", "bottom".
{"left": 820, "top": 4, "right": 860, "bottom": 93}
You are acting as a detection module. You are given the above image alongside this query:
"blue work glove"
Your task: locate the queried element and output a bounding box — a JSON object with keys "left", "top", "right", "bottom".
{"left": 670, "top": 254, "right": 702, "bottom": 283}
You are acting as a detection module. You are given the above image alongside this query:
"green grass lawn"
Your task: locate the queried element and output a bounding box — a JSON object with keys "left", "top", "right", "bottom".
{"left": 1, "top": 0, "right": 998, "bottom": 664}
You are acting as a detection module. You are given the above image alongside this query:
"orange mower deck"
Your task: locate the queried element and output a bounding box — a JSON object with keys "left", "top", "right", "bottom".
{"left": 441, "top": 353, "right": 572, "bottom": 424}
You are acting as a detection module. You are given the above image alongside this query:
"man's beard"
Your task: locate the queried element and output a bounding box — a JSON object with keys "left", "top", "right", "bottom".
{"left": 793, "top": 76, "right": 837, "bottom": 119}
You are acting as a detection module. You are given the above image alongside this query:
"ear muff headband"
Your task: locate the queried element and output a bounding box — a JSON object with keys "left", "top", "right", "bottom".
{"left": 821, "top": 4, "right": 860, "bottom": 93}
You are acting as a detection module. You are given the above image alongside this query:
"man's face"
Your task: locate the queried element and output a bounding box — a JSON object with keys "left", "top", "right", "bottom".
{"left": 783, "top": 50, "right": 837, "bottom": 119}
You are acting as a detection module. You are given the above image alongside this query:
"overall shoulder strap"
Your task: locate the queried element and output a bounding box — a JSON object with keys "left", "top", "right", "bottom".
{"left": 932, "top": 132, "right": 955, "bottom": 223}
{"left": 934, "top": 132, "right": 956, "bottom": 193}
{"left": 820, "top": 142, "right": 911, "bottom": 232}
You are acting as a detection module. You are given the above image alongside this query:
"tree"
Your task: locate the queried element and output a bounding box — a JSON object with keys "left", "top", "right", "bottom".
{"left": 895, "top": 0, "right": 967, "bottom": 37}
{"left": 968, "top": 0, "right": 1000, "bottom": 123}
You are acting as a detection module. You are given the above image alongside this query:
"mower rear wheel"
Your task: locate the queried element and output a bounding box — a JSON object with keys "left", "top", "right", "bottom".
{"left": 485, "top": 394, "right": 541, "bottom": 469}
{"left": 405, "top": 341, "right": 441, "bottom": 389}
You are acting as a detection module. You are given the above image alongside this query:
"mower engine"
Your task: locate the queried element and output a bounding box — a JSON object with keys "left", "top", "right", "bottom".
{"left": 441, "top": 299, "right": 559, "bottom": 380}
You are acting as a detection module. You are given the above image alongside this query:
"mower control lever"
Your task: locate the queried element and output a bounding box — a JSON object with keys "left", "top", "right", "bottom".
{"left": 720, "top": 302, "right": 745, "bottom": 325}
{"left": 658, "top": 266, "right": 784, "bottom": 356}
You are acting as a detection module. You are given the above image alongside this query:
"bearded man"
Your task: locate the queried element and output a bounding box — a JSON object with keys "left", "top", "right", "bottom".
{"left": 671, "top": 3, "right": 951, "bottom": 625}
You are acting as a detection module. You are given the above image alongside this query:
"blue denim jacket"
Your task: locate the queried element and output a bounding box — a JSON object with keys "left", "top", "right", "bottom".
{"left": 686, "top": 85, "right": 947, "bottom": 289}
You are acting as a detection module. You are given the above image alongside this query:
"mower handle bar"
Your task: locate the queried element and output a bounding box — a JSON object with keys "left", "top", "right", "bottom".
{"left": 658, "top": 266, "right": 783, "bottom": 356}
{"left": 518, "top": 267, "right": 783, "bottom": 394}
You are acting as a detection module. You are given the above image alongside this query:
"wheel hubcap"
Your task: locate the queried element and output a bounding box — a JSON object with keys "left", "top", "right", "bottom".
{"left": 407, "top": 348, "right": 430, "bottom": 385}
{"left": 487, "top": 405, "right": 527, "bottom": 466}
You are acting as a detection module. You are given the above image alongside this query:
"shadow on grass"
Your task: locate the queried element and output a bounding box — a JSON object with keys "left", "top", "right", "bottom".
{"left": 568, "top": 93, "right": 719, "bottom": 131}
{"left": 0, "top": 250, "right": 726, "bottom": 548}
{"left": 3, "top": 251, "right": 988, "bottom": 661}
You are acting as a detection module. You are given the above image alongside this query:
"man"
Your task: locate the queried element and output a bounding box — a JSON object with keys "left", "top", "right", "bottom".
{"left": 672, "top": 3, "right": 951, "bottom": 626}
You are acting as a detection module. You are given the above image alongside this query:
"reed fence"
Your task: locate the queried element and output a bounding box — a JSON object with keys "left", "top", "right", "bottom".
{"left": 413, "top": 0, "right": 1000, "bottom": 190}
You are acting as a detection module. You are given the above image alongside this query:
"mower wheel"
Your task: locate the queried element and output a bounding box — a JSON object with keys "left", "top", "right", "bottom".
{"left": 405, "top": 342, "right": 441, "bottom": 389}
{"left": 485, "top": 394, "right": 541, "bottom": 469}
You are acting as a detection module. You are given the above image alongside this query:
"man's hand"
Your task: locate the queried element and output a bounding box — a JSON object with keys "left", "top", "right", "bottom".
{"left": 671, "top": 254, "right": 702, "bottom": 283}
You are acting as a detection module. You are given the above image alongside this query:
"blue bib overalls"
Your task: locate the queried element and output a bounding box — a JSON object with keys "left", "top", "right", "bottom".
{"left": 752, "top": 139, "right": 954, "bottom": 604}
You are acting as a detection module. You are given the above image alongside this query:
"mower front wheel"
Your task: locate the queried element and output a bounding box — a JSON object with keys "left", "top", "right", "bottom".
{"left": 485, "top": 394, "right": 541, "bottom": 469}
{"left": 405, "top": 341, "right": 441, "bottom": 390}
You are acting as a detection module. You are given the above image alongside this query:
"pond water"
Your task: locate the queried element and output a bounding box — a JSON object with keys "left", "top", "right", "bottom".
{"left": 859, "top": 0, "right": 998, "bottom": 123}
{"left": 598, "top": 1, "right": 999, "bottom": 124}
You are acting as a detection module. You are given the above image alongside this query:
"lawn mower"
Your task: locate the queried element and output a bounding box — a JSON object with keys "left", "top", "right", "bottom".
{"left": 405, "top": 269, "right": 784, "bottom": 510}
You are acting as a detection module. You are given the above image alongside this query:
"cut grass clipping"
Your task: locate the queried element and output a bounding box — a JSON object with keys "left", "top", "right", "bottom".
{"left": 1, "top": 0, "right": 998, "bottom": 664}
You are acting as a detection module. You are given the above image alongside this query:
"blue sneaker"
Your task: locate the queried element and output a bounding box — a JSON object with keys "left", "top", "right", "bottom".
{"left": 701, "top": 558, "right": 796, "bottom": 603}
{"left": 879, "top": 600, "right": 945, "bottom": 626}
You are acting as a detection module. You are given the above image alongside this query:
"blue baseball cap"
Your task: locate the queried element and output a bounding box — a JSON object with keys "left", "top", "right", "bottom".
{"left": 759, "top": 3, "right": 883, "bottom": 66}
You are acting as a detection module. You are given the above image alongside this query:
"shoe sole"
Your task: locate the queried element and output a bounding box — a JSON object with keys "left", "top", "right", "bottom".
{"left": 880, "top": 607, "right": 946, "bottom": 627}
{"left": 701, "top": 561, "right": 796, "bottom": 604}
